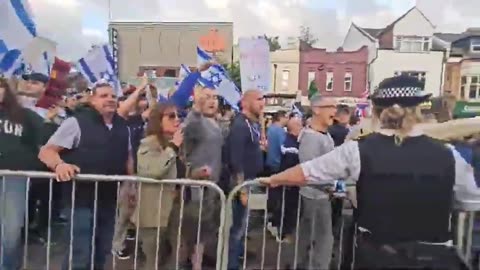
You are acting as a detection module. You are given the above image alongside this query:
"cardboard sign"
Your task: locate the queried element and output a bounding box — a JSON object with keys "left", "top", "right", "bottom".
{"left": 238, "top": 37, "right": 271, "bottom": 92}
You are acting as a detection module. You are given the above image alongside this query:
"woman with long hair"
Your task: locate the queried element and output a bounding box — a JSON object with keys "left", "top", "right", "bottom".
{"left": 0, "top": 77, "right": 45, "bottom": 269}
{"left": 262, "top": 75, "right": 476, "bottom": 269}
{"left": 134, "top": 102, "right": 183, "bottom": 269}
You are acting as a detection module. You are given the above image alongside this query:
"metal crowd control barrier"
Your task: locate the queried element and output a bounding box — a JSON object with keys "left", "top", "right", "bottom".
{"left": 0, "top": 170, "right": 226, "bottom": 270}
{"left": 221, "top": 179, "right": 340, "bottom": 270}
{"left": 454, "top": 190, "right": 480, "bottom": 268}
{"left": 221, "top": 179, "right": 480, "bottom": 270}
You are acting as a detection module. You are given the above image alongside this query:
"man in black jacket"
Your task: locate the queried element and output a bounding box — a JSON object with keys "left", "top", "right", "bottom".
{"left": 274, "top": 116, "right": 303, "bottom": 242}
{"left": 39, "top": 82, "right": 133, "bottom": 270}
{"left": 328, "top": 104, "right": 350, "bottom": 147}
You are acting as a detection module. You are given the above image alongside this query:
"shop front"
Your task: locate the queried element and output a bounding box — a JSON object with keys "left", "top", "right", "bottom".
{"left": 453, "top": 101, "right": 480, "bottom": 118}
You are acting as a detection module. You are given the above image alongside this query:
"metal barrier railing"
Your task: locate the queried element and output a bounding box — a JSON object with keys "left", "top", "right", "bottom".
{"left": 0, "top": 170, "right": 226, "bottom": 270}
{"left": 1, "top": 170, "right": 479, "bottom": 270}
{"left": 221, "top": 179, "right": 341, "bottom": 270}
{"left": 220, "top": 180, "right": 480, "bottom": 270}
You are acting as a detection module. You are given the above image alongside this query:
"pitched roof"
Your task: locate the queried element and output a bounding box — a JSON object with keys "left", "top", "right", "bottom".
{"left": 354, "top": 6, "right": 435, "bottom": 41}
{"left": 434, "top": 33, "right": 466, "bottom": 43}
{"left": 360, "top": 28, "right": 384, "bottom": 38}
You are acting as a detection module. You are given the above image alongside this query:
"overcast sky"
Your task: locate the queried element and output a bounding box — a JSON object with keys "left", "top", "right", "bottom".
{"left": 29, "top": 0, "right": 480, "bottom": 60}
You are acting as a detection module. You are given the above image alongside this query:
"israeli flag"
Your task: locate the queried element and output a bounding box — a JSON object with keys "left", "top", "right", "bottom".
{"left": 77, "top": 44, "right": 122, "bottom": 96}
{"left": 175, "top": 64, "right": 191, "bottom": 88}
{"left": 198, "top": 64, "right": 241, "bottom": 110}
{"left": 197, "top": 46, "right": 212, "bottom": 68}
{"left": 0, "top": 48, "right": 25, "bottom": 77}
{"left": 0, "top": 0, "right": 37, "bottom": 77}
{"left": 23, "top": 37, "right": 56, "bottom": 76}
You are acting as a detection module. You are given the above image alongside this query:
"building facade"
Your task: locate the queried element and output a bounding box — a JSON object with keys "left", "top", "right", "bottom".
{"left": 342, "top": 7, "right": 446, "bottom": 97}
{"left": 436, "top": 28, "right": 480, "bottom": 100}
{"left": 298, "top": 45, "right": 368, "bottom": 98}
{"left": 270, "top": 47, "right": 300, "bottom": 94}
{"left": 109, "top": 21, "right": 233, "bottom": 81}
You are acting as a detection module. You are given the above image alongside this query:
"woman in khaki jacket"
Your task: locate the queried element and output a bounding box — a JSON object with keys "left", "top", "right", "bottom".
{"left": 135, "top": 102, "right": 183, "bottom": 269}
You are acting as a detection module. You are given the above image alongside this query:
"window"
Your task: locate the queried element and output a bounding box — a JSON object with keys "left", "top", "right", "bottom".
{"left": 164, "top": 69, "right": 177, "bottom": 77}
{"left": 467, "top": 75, "right": 480, "bottom": 100}
{"left": 471, "top": 39, "right": 480, "bottom": 52}
{"left": 394, "top": 36, "right": 431, "bottom": 53}
{"left": 281, "top": 70, "right": 290, "bottom": 91}
{"left": 307, "top": 71, "right": 316, "bottom": 86}
{"left": 344, "top": 72, "right": 352, "bottom": 91}
{"left": 461, "top": 76, "right": 467, "bottom": 99}
{"left": 326, "top": 72, "right": 333, "bottom": 91}
{"left": 394, "top": 71, "right": 426, "bottom": 88}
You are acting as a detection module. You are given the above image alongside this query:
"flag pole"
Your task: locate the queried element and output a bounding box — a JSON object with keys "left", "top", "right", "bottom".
{"left": 108, "top": 0, "right": 112, "bottom": 22}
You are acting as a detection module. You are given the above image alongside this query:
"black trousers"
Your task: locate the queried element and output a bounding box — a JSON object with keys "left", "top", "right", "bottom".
{"left": 269, "top": 187, "right": 299, "bottom": 236}
{"left": 28, "top": 179, "right": 63, "bottom": 230}
{"left": 353, "top": 233, "right": 470, "bottom": 270}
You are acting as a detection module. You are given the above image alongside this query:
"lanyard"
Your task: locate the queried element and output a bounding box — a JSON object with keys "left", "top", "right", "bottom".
{"left": 245, "top": 118, "right": 260, "bottom": 143}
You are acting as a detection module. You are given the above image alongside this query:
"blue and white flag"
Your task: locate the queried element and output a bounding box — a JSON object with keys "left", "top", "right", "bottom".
{"left": 198, "top": 64, "right": 241, "bottom": 110}
{"left": 175, "top": 64, "right": 191, "bottom": 88}
{"left": 0, "top": 0, "right": 37, "bottom": 77}
{"left": 0, "top": 49, "right": 25, "bottom": 77}
{"left": 291, "top": 103, "right": 303, "bottom": 118}
{"left": 197, "top": 46, "right": 212, "bottom": 68}
{"left": 77, "top": 44, "right": 122, "bottom": 96}
{"left": 23, "top": 37, "right": 56, "bottom": 76}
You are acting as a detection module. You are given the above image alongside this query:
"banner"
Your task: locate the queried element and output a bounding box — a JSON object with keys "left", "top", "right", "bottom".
{"left": 238, "top": 37, "right": 270, "bottom": 92}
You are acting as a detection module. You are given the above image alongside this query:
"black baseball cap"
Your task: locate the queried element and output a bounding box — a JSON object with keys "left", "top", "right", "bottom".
{"left": 22, "top": 73, "right": 49, "bottom": 84}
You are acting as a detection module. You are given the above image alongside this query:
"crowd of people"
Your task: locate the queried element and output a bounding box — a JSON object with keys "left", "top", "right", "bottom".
{"left": 0, "top": 69, "right": 480, "bottom": 270}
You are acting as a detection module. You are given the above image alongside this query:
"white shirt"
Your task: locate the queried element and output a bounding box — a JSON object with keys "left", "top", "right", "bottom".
{"left": 301, "top": 129, "right": 480, "bottom": 195}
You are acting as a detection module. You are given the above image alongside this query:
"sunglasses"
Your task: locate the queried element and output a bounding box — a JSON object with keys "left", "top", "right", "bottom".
{"left": 165, "top": 112, "right": 179, "bottom": 120}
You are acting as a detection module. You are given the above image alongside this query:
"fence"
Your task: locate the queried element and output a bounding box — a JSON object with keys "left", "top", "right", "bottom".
{"left": 221, "top": 180, "right": 480, "bottom": 270}
{"left": 0, "top": 170, "right": 479, "bottom": 270}
{"left": 0, "top": 170, "right": 226, "bottom": 270}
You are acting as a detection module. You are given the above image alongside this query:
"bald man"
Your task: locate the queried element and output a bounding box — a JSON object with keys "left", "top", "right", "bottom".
{"left": 225, "top": 89, "right": 265, "bottom": 270}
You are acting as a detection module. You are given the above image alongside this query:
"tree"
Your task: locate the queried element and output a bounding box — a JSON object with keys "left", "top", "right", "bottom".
{"left": 308, "top": 80, "right": 318, "bottom": 99}
{"left": 223, "top": 61, "right": 241, "bottom": 90}
{"left": 262, "top": 34, "right": 281, "bottom": 52}
{"left": 299, "top": 25, "right": 318, "bottom": 46}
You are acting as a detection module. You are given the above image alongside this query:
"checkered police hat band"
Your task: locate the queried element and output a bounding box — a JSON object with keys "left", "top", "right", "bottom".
{"left": 376, "top": 86, "right": 423, "bottom": 98}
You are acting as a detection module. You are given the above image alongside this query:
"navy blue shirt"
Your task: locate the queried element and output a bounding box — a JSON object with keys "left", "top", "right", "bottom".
{"left": 226, "top": 113, "right": 263, "bottom": 180}
{"left": 266, "top": 123, "right": 286, "bottom": 171}
{"left": 126, "top": 114, "right": 146, "bottom": 172}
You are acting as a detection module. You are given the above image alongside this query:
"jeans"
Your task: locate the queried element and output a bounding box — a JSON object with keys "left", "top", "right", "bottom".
{"left": 61, "top": 202, "right": 116, "bottom": 270}
{"left": 0, "top": 176, "right": 27, "bottom": 270}
{"left": 227, "top": 198, "right": 248, "bottom": 270}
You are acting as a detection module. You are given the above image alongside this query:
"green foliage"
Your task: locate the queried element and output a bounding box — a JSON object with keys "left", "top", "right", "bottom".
{"left": 223, "top": 61, "right": 241, "bottom": 90}
{"left": 308, "top": 80, "right": 318, "bottom": 99}
{"left": 299, "top": 25, "right": 318, "bottom": 46}
{"left": 262, "top": 34, "right": 281, "bottom": 52}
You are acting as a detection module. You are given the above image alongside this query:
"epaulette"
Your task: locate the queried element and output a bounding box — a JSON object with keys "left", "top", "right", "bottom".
{"left": 352, "top": 128, "right": 372, "bottom": 141}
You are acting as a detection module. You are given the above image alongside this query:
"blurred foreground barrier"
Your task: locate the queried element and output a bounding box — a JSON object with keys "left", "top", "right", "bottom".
{"left": 0, "top": 170, "right": 226, "bottom": 270}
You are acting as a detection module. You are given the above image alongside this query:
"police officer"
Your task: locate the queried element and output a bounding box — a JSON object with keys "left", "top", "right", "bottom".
{"left": 262, "top": 75, "right": 478, "bottom": 269}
